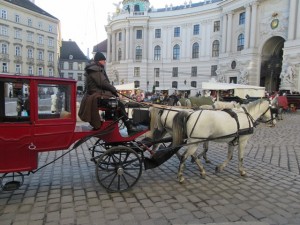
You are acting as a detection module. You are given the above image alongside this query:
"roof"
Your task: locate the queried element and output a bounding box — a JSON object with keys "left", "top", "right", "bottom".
{"left": 201, "top": 82, "right": 265, "bottom": 90}
{"left": 93, "top": 39, "right": 108, "bottom": 53}
{"left": 60, "top": 41, "right": 88, "bottom": 61}
{"left": 4, "top": 0, "right": 58, "bottom": 20}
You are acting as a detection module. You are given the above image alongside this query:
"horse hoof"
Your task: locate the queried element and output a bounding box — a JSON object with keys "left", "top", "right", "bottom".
{"left": 179, "top": 177, "right": 185, "bottom": 183}
{"left": 215, "top": 166, "right": 222, "bottom": 173}
{"left": 205, "top": 160, "right": 211, "bottom": 164}
{"left": 201, "top": 172, "right": 206, "bottom": 178}
{"left": 240, "top": 171, "right": 246, "bottom": 176}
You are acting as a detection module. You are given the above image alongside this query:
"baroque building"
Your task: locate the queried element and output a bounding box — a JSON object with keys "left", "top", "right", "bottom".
{"left": 0, "top": 0, "right": 60, "bottom": 77}
{"left": 105, "top": 0, "right": 300, "bottom": 94}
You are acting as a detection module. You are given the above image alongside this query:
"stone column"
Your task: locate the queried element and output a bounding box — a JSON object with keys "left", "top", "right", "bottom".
{"left": 130, "top": 26, "right": 134, "bottom": 59}
{"left": 288, "top": 0, "right": 297, "bottom": 40}
{"left": 200, "top": 22, "right": 207, "bottom": 56}
{"left": 107, "top": 33, "right": 111, "bottom": 63}
{"left": 297, "top": 0, "right": 300, "bottom": 39}
{"left": 244, "top": 4, "right": 251, "bottom": 49}
{"left": 226, "top": 12, "right": 233, "bottom": 52}
{"left": 221, "top": 14, "right": 227, "bottom": 53}
{"left": 143, "top": 26, "right": 148, "bottom": 59}
{"left": 205, "top": 20, "right": 211, "bottom": 56}
{"left": 125, "top": 26, "right": 130, "bottom": 60}
{"left": 122, "top": 28, "right": 126, "bottom": 60}
{"left": 111, "top": 32, "right": 116, "bottom": 62}
{"left": 162, "top": 26, "right": 168, "bottom": 60}
{"left": 250, "top": 2, "right": 258, "bottom": 48}
{"left": 182, "top": 24, "right": 187, "bottom": 59}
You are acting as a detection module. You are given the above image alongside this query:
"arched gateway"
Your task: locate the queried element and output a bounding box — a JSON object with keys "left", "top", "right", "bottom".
{"left": 260, "top": 36, "right": 285, "bottom": 93}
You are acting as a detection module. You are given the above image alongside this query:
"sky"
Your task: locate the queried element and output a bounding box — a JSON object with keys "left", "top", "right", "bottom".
{"left": 35, "top": 0, "right": 191, "bottom": 58}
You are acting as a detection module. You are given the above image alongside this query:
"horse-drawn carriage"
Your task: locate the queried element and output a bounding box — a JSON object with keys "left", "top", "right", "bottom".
{"left": 0, "top": 74, "right": 276, "bottom": 192}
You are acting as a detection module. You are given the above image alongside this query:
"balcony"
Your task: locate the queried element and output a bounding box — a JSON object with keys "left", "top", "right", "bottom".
{"left": 14, "top": 56, "right": 23, "bottom": 63}
{"left": 26, "top": 58, "right": 34, "bottom": 65}
{"left": 0, "top": 53, "right": 9, "bottom": 61}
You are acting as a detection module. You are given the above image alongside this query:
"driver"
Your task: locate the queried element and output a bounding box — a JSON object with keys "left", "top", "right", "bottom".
{"left": 79, "top": 52, "right": 143, "bottom": 135}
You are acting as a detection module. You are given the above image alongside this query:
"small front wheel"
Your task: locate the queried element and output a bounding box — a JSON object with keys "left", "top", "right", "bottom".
{"left": 95, "top": 146, "right": 142, "bottom": 192}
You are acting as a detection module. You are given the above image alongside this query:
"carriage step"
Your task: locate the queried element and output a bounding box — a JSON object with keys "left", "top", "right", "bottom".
{"left": 2, "top": 181, "right": 21, "bottom": 191}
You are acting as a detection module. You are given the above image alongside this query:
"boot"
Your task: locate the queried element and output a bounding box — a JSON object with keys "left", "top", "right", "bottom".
{"left": 124, "top": 120, "right": 144, "bottom": 135}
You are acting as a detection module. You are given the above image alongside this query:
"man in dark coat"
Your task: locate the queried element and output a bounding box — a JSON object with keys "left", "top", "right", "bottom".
{"left": 79, "top": 52, "right": 142, "bottom": 134}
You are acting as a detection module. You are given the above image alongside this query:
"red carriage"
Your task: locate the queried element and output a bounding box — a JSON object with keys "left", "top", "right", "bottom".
{"left": 0, "top": 74, "right": 159, "bottom": 192}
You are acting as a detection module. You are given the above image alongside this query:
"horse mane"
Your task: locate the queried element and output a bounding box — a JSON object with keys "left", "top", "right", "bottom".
{"left": 146, "top": 107, "right": 166, "bottom": 139}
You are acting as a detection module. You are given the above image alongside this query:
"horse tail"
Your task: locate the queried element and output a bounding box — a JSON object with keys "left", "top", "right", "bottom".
{"left": 145, "top": 107, "right": 159, "bottom": 139}
{"left": 172, "top": 111, "right": 188, "bottom": 147}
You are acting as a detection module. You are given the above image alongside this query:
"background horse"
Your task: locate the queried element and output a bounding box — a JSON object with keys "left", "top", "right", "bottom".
{"left": 172, "top": 99, "right": 275, "bottom": 183}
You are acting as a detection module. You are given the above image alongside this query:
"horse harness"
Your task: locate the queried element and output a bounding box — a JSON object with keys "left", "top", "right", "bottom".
{"left": 189, "top": 107, "right": 255, "bottom": 146}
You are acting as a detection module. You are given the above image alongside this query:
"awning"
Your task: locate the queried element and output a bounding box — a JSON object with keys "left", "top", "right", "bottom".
{"left": 201, "top": 82, "right": 265, "bottom": 91}
{"left": 115, "top": 83, "right": 135, "bottom": 90}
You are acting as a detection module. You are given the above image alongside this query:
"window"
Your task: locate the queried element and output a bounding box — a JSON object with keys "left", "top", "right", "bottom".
{"left": 136, "top": 30, "right": 142, "bottom": 39}
{"left": 28, "top": 66, "right": 33, "bottom": 75}
{"left": 27, "top": 48, "right": 33, "bottom": 58}
{"left": 191, "top": 81, "right": 197, "bottom": 88}
{"left": 118, "top": 48, "right": 122, "bottom": 61}
{"left": 1, "top": 43, "right": 8, "bottom": 54}
{"left": 229, "top": 77, "right": 237, "bottom": 83}
{"left": 135, "top": 46, "right": 142, "bottom": 60}
{"left": 239, "top": 12, "right": 245, "bottom": 25}
{"left": 173, "top": 44, "right": 180, "bottom": 60}
{"left": 15, "top": 46, "right": 21, "bottom": 56}
{"left": 15, "top": 15, "right": 20, "bottom": 23}
{"left": 48, "top": 25, "right": 53, "bottom": 32}
{"left": 192, "top": 43, "right": 199, "bottom": 59}
{"left": 154, "top": 45, "right": 161, "bottom": 60}
{"left": 193, "top": 24, "right": 200, "bottom": 35}
{"left": 191, "top": 66, "right": 197, "bottom": 77}
{"left": 2, "top": 63, "right": 8, "bottom": 73}
{"left": 59, "top": 62, "right": 64, "bottom": 70}
{"left": 155, "top": 29, "right": 161, "bottom": 38}
{"left": 68, "top": 73, "right": 73, "bottom": 79}
{"left": 174, "top": 27, "right": 180, "bottom": 37}
{"left": 118, "top": 32, "right": 122, "bottom": 41}
{"left": 38, "top": 67, "right": 43, "bottom": 76}
{"left": 28, "top": 19, "right": 32, "bottom": 26}
{"left": 134, "top": 80, "right": 140, "bottom": 89}
{"left": 172, "top": 81, "right": 178, "bottom": 88}
{"left": 38, "top": 35, "right": 44, "bottom": 44}
{"left": 48, "top": 68, "right": 53, "bottom": 77}
{"left": 211, "top": 65, "right": 218, "bottom": 76}
{"left": 27, "top": 32, "right": 34, "bottom": 42}
{"left": 154, "top": 68, "right": 160, "bottom": 77}
{"left": 212, "top": 40, "right": 220, "bottom": 57}
{"left": 38, "top": 50, "right": 44, "bottom": 60}
{"left": 15, "top": 64, "right": 21, "bottom": 74}
{"left": 237, "top": 34, "right": 244, "bottom": 51}
{"left": 134, "top": 67, "right": 140, "bottom": 77}
{"left": 69, "top": 62, "right": 73, "bottom": 70}
{"left": 38, "top": 22, "right": 43, "bottom": 29}
{"left": 214, "top": 21, "right": 220, "bottom": 32}
{"left": 1, "top": 10, "right": 7, "bottom": 19}
{"left": 155, "top": 81, "right": 159, "bottom": 87}
{"left": 48, "top": 38, "right": 54, "bottom": 47}
{"left": 0, "top": 25, "right": 8, "bottom": 36}
{"left": 78, "top": 73, "right": 83, "bottom": 81}
{"left": 48, "top": 52, "right": 54, "bottom": 62}
{"left": 15, "top": 29, "right": 21, "bottom": 39}
{"left": 172, "top": 67, "right": 178, "bottom": 77}
{"left": 37, "top": 84, "right": 72, "bottom": 118}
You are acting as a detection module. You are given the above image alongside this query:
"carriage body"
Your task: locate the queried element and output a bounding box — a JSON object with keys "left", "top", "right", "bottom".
{"left": 0, "top": 74, "right": 149, "bottom": 174}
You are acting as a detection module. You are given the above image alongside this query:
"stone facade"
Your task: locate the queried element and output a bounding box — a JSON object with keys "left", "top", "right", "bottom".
{"left": 105, "top": 0, "right": 300, "bottom": 94}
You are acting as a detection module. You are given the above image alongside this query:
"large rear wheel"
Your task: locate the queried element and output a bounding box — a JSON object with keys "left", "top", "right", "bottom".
{"left": 95, "top": 146, "right": 142, "bottom": 192}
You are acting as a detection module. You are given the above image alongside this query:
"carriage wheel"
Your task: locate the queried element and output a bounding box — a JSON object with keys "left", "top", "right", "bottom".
{"left": 0, "top": 172, "right": 24, "bottom": 191}
{"left": 90, "top": 139, "right": 106, "bottom": 164}
{"left": 95, "top": 146, "right": 142, "bottom": 192}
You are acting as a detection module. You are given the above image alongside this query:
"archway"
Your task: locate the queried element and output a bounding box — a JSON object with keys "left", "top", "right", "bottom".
{"left": 260, "top": 36, "right": 285, "bottom": 93}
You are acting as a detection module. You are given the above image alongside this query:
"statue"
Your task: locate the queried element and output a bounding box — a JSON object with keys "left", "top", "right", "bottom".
{"left": 280, "top": 65, "right": 296, "bottom": 84}
{"left": 238, "top": 69, "right": 249, "bottom": 85}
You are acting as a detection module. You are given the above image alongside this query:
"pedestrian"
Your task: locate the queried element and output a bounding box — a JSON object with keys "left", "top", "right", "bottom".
{"left": 78, "top": 52, "right": 143, "bottom": 134}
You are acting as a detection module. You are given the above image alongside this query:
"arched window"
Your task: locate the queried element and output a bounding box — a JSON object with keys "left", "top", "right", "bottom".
{"left": 173, "top": 44, "right": 180, "bottom": 60}
{"left": 154, "top": 45, "right": 161, "bottom": 60}
{"left": 192, "top": 42, "right": 199, "bottom": 59}
{"left": 118, "top": 48, "right": 122, "bottom": 61}
{"left": 172, "top": 81, "right": 178, "bottom": 88}
{"left": 135, "top": 46, "right": 142, "bottom": 60}
{"left": 237, "top": 34, "right": 244, "bottom": 51}
{"left": 212, "top": 40, "right": 219, "bottom": 57}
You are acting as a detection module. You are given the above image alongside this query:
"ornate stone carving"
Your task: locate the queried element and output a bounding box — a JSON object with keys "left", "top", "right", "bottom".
{"left": 280, "top": 64, "right": 296, "bottom": 85}
{"left": 238, "top": 68, "right": 249, "bottom": 84}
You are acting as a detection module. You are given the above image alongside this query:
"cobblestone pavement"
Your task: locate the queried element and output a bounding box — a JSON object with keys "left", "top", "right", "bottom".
{"left": 0, "top": 112, "right": 300, "bottom": 225}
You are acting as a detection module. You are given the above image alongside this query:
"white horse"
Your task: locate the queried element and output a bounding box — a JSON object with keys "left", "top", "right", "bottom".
{"left": 172, "top": 99, "right": 275, "bottom": 183}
